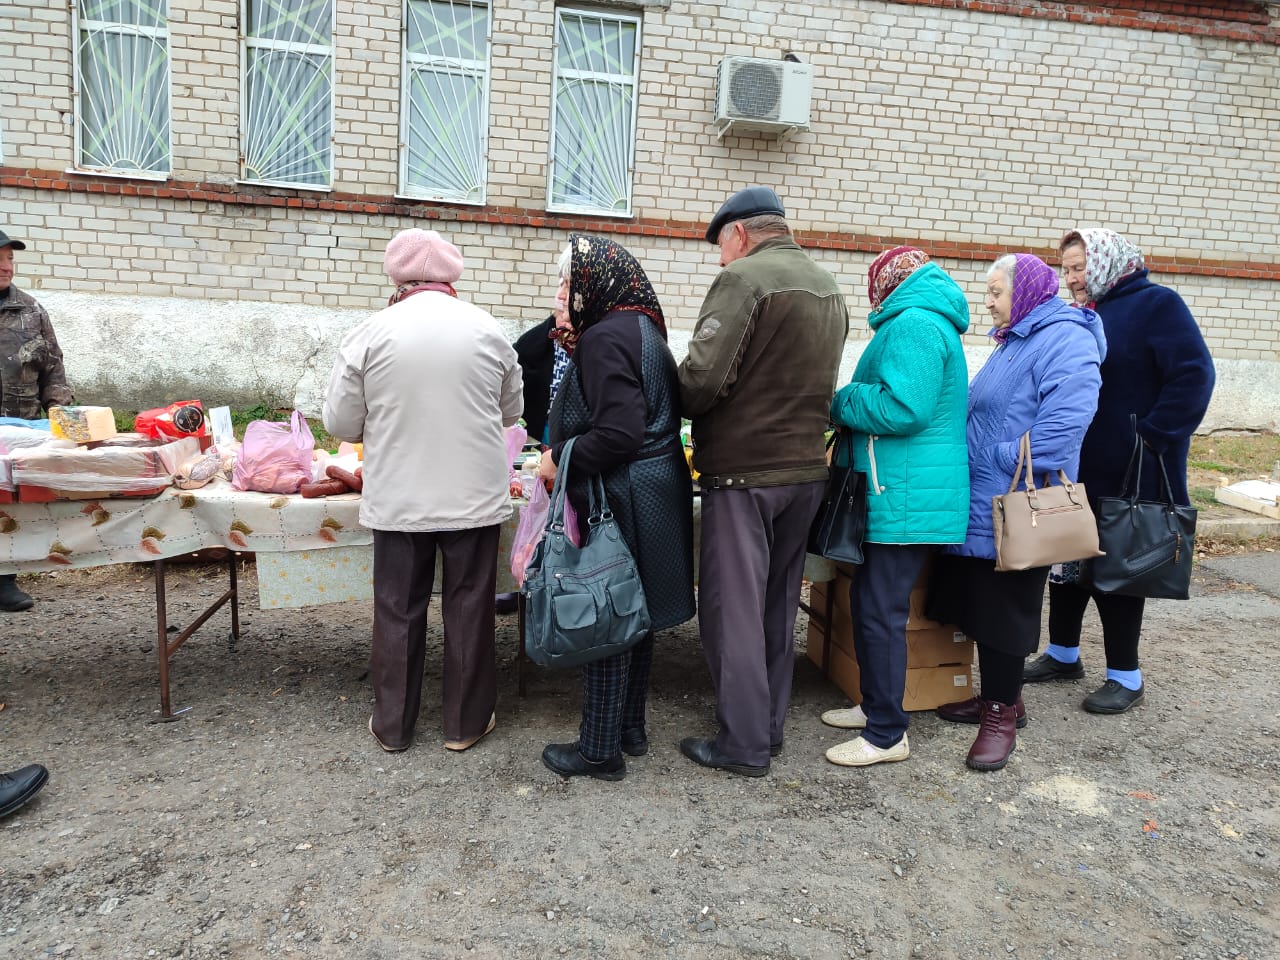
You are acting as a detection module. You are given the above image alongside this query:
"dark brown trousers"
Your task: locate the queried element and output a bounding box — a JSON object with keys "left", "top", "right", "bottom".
{"left": 369, "top": 525, "right": 499, "bottom": 748}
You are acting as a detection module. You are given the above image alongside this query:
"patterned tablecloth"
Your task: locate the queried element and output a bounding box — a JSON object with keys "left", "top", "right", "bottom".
{"left": 0, "top": 481, "right": 834, "bottom": 607}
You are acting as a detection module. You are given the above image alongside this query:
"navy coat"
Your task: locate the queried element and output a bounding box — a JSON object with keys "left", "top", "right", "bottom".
{"left": 1078, "top": 270, "right": 1215, "bottom": 506}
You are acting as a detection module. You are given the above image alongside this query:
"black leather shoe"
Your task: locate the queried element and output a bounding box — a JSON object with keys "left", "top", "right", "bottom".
{"left": 542, "top": 742, "right": 625, "bottom": 781}
{"left": 620, "top": 729, "right": 648, "bottom": 757}
{"left": 679, "top": 737, "right": 768, "bottom": 777}
{"left": 0, "top": 764, "right": 49, "bottom": 819}
{"left": 770, "top": 739, "right": 783, "bottom": 758}
{"left": 1023, "top": 652, "right": 1085, "bottom": 683}
{"left": 1083, "top": 680, "right": 1145, "bottom": 714}
{"left": 0, "top": 575, "right": 34, "bottom": 613}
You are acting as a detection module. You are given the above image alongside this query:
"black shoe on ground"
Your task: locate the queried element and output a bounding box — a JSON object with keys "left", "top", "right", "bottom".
{"left": 1023, "top": 652, "right": 1085, "bottom": 683}
{"left": 1083, "top": 680, "right": 1145, "bottom": 714}
{"left": 542, "top": 742, "right": 625, "bottom": 781}
{"left": 770, "top": 739, "right": 783, "bottom": 758}
{"left": 679, "top": 737, "right": 768, "bottom": 777}
{"left": 0, "top": 575, "right": 35, "bottom": 613}
{"left": 0, "top": 764, "right": 49, "bottom": 819}
{"left": 620, "top": 728, "right": 648, "bottom": 757}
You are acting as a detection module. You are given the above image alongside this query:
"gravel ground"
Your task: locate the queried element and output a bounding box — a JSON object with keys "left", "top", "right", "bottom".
{"left": 2, "top": 553, "right": 1277, "bottom": 960}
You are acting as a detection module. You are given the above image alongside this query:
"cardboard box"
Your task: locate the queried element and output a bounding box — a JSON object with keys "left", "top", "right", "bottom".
{"left": 806, "top": 628, "right": 974, "bottom": 711}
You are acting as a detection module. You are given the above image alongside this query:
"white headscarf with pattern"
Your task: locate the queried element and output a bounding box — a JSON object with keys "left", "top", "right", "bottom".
{"left": 1061, "top": 228, "right": 1145, "bottom": 304}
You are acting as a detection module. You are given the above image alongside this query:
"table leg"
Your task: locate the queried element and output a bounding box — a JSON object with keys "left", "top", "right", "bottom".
{"left": 152, "top": 556, "right": 241, "bottom": 720}
{"left": 516, "top": 592, "right": 527, "bottom": 698}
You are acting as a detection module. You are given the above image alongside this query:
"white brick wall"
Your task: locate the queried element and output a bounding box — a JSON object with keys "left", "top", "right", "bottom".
{"left": 1, "top": 0, "right": 1277, "bottom": 361}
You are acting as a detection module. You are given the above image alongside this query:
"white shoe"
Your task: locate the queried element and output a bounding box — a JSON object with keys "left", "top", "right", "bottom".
{"left": 825, "top": 734, "right": 910, "bottom": 767}
{"left": 821, "top": 704, "right": 868, "bottom": 730}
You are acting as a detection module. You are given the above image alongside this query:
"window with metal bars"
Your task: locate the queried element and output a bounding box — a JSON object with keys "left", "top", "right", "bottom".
{"left": 401, "top": 0, "right": 491, "bottom": 204}
{"left": 73, "top": 0, "right": 172, "bottom": 176}
{"left": 548, "top": 8, "right": 641, "bottom": 216}
{"left": 241, "top": 0, "right": 334, "bottom": 188}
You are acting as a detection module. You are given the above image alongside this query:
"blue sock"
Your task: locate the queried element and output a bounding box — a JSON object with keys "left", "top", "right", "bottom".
{"left": 1046, "top": 644, "right": 1080, "bottom": 665}
{"left": 1106, "top": 667, "right": 1143, "bottom": 691}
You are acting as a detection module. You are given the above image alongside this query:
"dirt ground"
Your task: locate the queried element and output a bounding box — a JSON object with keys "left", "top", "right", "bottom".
{"left": 2, "top": 549, "right": 1277, "bottom": 960}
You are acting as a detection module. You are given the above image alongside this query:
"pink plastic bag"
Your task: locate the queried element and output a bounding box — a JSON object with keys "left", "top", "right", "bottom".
{"left": 232, "top": 411, "right": 315, "bottom": 494}
{"left": 510, "top": 480, "right": 550, "bottom": 586}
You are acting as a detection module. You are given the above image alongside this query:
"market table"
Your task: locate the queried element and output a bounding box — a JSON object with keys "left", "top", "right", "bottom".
{"left": 0, "top": 482, "right": 837, "bottom": 717}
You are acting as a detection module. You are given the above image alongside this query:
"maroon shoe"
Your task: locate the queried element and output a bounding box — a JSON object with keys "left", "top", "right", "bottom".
{"left": 966, "top": 701, "right": 1018, "bottom": 771}
{"left": 937, "top": 695, "right": 1027, "bottom": 729}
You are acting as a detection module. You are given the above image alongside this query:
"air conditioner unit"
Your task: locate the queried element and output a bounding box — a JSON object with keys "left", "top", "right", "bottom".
{"left": 715, "top": 56, "right": 813, "bottom": 137}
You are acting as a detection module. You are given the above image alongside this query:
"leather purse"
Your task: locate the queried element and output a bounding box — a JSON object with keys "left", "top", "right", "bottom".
{"left": 807, "top": 430, "right": 868, "bottom": 565}
{"left": 1081, "top": 418, "right": 1197, "bottom": 599}
{"left": 992, "top": 432, "right": 1103, "bottom": 572}
{"left": 522, "top": 437, "right": 652, "bottom": 669}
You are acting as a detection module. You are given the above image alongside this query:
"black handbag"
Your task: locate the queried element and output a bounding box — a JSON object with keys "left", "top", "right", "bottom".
{"left": 522, "top": 437, "right": 652, "bottom": 669}
{"left": 1082, "top": 418, "right": 1197, "bottom": 600}
{"left": 807, "top": 430, "right": 868, "bottom": 565}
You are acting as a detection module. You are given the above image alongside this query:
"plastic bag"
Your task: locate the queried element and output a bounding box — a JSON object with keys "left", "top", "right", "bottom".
{"left": 232, "top": 411, "right": 315, "bottom": 494}
{"left": 510, "top": 480, "right": 550, "bottom": 586}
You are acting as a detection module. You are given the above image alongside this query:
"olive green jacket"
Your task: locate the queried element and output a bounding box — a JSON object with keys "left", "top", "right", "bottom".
{"left": 0, "top": 286, "right": 74, "bottom": 420}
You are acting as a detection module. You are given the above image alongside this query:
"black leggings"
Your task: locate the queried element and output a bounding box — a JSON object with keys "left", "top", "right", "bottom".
{"left": 1047, "top": 581, "right": 1145, "bottom": 671}
{"left": 977, "top": 643, "right": 1024, "bottom": 706}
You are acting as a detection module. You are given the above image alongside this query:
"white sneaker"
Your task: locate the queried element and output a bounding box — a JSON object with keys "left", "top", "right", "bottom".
{"left": 825, "top": 734, "right": 910, "bottom": 767}
{"left": 820, "top": 704, "right": 868, "bottom": 729}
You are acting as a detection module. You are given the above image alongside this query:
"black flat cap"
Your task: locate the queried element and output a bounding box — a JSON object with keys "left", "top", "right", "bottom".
{"left": 705, "top": 186, "right": 786, "bottom": 243}
{"left": 0, "top": 230, "right": 26, "bottom": 250}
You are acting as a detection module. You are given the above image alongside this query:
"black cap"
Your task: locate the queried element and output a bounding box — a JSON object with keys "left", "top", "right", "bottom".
{"left": 704, "top": 186, "right": 786, "bottom": 243}
{"left": 0, "top": 230, "right": 26, "bottom": 251}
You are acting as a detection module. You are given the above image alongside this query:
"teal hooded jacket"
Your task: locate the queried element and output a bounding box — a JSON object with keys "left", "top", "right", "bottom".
{"left": 829, "top": 261, "right": 971, "bottom": 545}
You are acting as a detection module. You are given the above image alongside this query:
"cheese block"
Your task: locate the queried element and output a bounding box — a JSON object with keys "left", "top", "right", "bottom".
{"left": 49, "top": 406, "right": 118, "bottom": 444}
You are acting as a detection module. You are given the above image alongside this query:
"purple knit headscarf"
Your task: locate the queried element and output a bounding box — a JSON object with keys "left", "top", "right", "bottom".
{"left": 995, "top": 254, "right": 1060, "bottom": 343}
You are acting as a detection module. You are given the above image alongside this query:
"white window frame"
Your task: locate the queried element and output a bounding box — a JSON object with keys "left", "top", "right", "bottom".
{"left": 399, "top": 0, "right": 491, "bottom": 204}
{"left": 72, "top": 0, "right": 172, "bottom": 179}
{"left": 239, "top": 0, "right": 335, "bottom": 189}
{"left": 547, "top": 7, "right": 641, "bottom": 217}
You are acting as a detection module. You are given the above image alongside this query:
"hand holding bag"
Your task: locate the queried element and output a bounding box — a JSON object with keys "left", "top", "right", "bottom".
{"left": 522, "top": 437, "right": 652, "bottom": 669}
{"left": 1081, "top": 417, "right": 1197, "bottom": 599}
{"left": 807, "top": 429, "right": 868, "bottom": 565}
{"left": 992, "top": 432, "right": 1103, "bottom": 572}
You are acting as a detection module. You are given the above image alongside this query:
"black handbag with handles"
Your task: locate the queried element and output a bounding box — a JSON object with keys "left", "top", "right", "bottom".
{"left": 1082, "top": 416, "right": 1197, "bottom": 600}
{"left": 807, "top": 430, "right": 868, "bottom": 565}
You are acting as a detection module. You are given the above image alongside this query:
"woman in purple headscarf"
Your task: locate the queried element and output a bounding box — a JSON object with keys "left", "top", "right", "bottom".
{"left": 925, "top": 254, "right": 1105, "bottom": 771}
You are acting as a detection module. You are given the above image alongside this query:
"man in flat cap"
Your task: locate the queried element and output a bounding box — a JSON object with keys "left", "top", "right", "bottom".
{"left": 677, "top": 187, "right": 849, "bottom": 776}
{"left": 1, "top": 230, "right": 74, "bottom": 612}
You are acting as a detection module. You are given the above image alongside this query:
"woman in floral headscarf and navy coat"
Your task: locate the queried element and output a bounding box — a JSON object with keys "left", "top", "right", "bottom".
{"left": 927, "top": 254, "right": 1105, "bottom": 771}
{"left": 536, "top": 234, "right": 696, "bottom": 781}
{"left": 1025, "top": 230, "right": 1214, "bottom": 714}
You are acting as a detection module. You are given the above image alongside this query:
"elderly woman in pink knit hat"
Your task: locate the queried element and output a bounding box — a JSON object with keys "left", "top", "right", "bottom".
{"left": 324, "top": 228, "right": 524, "bottom": 754}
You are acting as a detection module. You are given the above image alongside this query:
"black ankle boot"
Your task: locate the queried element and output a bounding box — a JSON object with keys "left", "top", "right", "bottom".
{"left": 0, "top": 575, "right": 34, "bottom": 613}
{"left": 542, "top": 742, "right": 625, "bottom": 781}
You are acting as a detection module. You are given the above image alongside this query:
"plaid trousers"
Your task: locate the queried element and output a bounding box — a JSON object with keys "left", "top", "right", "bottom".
{"left": 577, "top": 632, "right": 655, "bottom": 761}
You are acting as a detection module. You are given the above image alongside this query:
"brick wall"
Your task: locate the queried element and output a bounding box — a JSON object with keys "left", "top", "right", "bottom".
{"left": 2, "top": 0, "right": 1278, "bottom": 361}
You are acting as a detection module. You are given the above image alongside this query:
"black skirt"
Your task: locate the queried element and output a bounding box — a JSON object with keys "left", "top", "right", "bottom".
{"left": 925, "top": 554, "right": 1049, "bottom": 657}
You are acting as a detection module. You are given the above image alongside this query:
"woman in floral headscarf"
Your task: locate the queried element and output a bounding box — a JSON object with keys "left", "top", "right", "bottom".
{"left": 926, "top": 254, "right": 1105, "bottom": 771}
{"left": 536, "top": 234, "right": 695, "bottom": 781}
{"left": 1026, "top": 230, "right": 1214, "bottom": 715}
{"left": 819, "top": 247, "right": 971, "bottom": 769}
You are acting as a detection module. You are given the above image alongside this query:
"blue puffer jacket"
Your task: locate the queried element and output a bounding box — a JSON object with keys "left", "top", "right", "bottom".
{"left": 949, "top": 298, "right": 1106, "bottom": 559}
{"left": 830, "top": 262, "right": 971, "bottom": 544}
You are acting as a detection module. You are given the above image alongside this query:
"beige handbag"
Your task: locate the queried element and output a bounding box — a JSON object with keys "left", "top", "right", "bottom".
{"left": 992, "top": 433, "right": 1104, "bottom": 572}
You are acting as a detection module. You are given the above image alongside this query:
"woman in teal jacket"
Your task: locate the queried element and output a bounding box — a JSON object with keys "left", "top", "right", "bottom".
{"left": 820, "top": 247, "right": 970, "bottom": 768}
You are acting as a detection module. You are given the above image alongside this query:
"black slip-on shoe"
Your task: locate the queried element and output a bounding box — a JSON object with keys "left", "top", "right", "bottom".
{"left": 1023, "top": 652, "right": 1085, "bottom": 683}
{"left": 679, "top": 736, "right": 768, "bottom": 778}
{"left": 620, "top": 729, "right": 649, "bottom": 757}
{"left": 1082, "top": 680, "right": 1145, "bottom": 714}
{"left": 0, "top": 764, "right": 49, "bottom": 819}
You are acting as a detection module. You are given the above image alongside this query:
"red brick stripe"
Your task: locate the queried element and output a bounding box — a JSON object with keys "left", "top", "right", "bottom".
{"left": 4, "top": 168, "right": 1277, "bottom": 281}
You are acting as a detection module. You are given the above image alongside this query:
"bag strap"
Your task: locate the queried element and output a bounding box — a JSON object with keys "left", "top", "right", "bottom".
{"left": 1006, "top": 432, "right": 1036, "bottom": 494}
{"left": 544, "top": 436, "right": 577, "bottom": 534}
{"left": 1118, "top": 413, "right": 1144, "bottom": 502}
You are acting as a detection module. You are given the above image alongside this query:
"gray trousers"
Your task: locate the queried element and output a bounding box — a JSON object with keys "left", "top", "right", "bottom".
{"left": 697, "top": 481, "right": 825, "bottom": 766}
{"left": 369, "top": 526, "right": 499, "bottom": 749}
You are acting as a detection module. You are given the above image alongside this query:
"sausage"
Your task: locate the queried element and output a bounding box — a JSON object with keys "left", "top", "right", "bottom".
{"left": 300, "top": 478, "right": 352, "bottom": 498}
{"left": 326, "top": 464, "right": 363, "bottom": 492}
